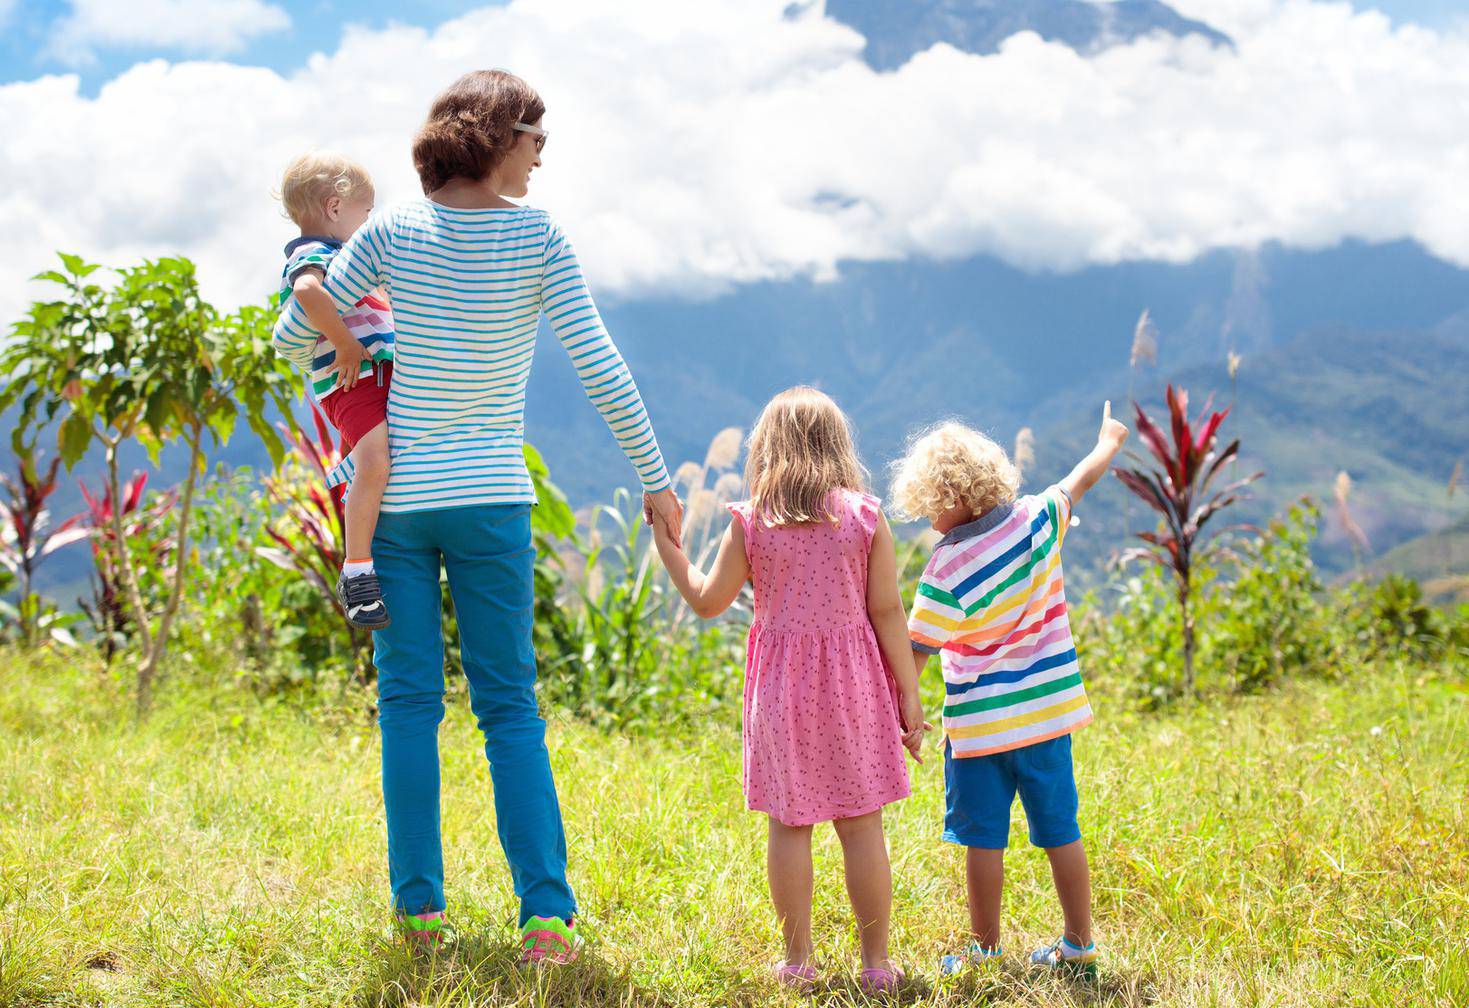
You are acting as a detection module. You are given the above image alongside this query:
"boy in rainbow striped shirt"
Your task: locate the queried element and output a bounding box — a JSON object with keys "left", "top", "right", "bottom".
{"left": 893, "top": 403, "right": 1128, "bottom": 976}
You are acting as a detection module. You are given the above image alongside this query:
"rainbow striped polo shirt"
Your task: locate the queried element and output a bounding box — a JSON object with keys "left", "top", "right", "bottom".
{"left": 908, "top": 485, "right": 1091, "bottom": 758}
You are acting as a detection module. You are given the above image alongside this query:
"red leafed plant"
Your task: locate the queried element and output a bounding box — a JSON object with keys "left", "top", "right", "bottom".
{"left": 1113, "top": 385, "right": 1263, "bottom": 694}
{"left": 0, "top": 454, "right": 89, "bottom": 645}
{"left": 256, "top": 403, "right": 371, "bottom": 676}
{"left": 77, "top": 471, "right": 177, "bottom": 661}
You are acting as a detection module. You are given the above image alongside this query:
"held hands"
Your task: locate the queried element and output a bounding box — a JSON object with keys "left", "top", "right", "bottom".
{"left": 643, "top": 487, "right": 685, "bottom": 549}
{"left": 1099, "top": 400, "right": 1129, "bottom": 453}
{"left": 898, "top": 690, "right": 933, "bottom": 764}
{"left": 332, "top": 340, "right": 369, "bottom": 391}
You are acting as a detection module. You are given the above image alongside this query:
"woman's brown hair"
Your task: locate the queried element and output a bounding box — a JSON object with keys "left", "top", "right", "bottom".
{"left": 412, "top": 70, "right": 545, "bottom": 194}
{"left": 744, "top": 386, "right": 868, "bottom": 527}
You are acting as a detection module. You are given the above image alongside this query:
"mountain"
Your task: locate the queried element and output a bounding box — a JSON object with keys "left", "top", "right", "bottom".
{"left": 1018, "top": 319, "right": 1469, "bottom": 589}
{"left": 523, "top": 238, "right": 1469, "bottom": 561}
{"left": 818, "top": 0, "right": 1232, "bottom": 70}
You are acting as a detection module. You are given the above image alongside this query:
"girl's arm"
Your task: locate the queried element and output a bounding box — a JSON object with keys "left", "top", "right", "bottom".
{"left": 653, "top": 516, "right": 749, "bottom": 619}
{"left": 867, "top": 512, "right": 933, "bottom": 762}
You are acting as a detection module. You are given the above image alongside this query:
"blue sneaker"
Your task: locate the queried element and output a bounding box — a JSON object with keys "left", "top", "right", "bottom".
{"left": 337, "top": 570, "right": 390, "bottom": 630}
{"left": 1029, "top": 937, "right": 1098, "bottom": 976}
{"left": 939, "top": 942, "right": 1002, "bottom": 976}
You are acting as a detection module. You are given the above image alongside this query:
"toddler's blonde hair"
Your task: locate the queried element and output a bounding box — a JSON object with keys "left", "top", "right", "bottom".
{"left": 744, "top": 386, "right": 867, "bottom": 527}
{"left": 889, "top": 422, "right": 1020, "bottom": 523}
{"left": 278, "top": 151, "right": 372, "bottom": 227}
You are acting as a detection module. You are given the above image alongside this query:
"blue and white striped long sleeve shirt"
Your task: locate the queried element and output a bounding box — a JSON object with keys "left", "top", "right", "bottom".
{"left": 272, "top": 200, "right": 671, "bottom": 512}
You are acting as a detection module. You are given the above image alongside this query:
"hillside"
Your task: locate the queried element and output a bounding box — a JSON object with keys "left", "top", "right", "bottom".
{"left": 1359, "top": 515, "right": 1469, "bottom": 606}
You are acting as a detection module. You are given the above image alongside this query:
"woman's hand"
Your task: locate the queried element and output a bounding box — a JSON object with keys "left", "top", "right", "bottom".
{"left": 899, "top": 690, "right": 932, "bottom": 764}
{"left": 643, "top": 487, "right": 684, "bottom": 548}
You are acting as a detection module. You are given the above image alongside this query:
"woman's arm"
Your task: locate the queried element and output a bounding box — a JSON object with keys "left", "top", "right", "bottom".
{"left": 540, "top": 221, "right": 671, "bottom": 497}
{"left": 867, "top": 513, "right": 932, "bottom": 761}
{"left": 653, "top": 516, "right": 748, "bottom": 619}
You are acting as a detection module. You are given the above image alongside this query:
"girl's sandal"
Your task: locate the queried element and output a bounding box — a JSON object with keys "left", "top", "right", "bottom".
{"left": 774, "top": 962, "right": 818, "bottom": 990}
{"left": 858, "top": 964, "right": 904, "bottom": 994}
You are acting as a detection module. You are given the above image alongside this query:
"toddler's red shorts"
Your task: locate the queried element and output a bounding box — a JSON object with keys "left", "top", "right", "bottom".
{"left": 319, "top": 362, "right": 391, "bottom": 450}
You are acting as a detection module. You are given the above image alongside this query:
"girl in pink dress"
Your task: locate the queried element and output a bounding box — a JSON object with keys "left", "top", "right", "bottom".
{"left": 652, "top": 386, "right": 929, "bottom": 993}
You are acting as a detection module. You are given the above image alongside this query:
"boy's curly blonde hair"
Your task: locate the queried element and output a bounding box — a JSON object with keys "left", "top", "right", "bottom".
{"left": 278, "top": 150, "right": 372, "bottom": 227}
{"left": 889, "top": 422, "right": 1020, "bottom": 523}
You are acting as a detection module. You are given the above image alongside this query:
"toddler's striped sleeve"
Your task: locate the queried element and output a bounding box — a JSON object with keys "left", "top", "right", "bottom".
{"left": 908, "top": 559, "right": 961, "bottom": 655}
{"left": 1044, "top": 484, "right": 1075, "bottom": 547}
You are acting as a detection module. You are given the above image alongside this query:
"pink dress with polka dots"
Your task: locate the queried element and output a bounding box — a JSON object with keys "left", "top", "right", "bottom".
{"left": 726, "top": 488, "right": 911, "bottom": 827}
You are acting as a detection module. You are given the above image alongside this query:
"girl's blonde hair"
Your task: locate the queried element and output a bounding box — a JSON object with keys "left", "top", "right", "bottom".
{"left": 889, "top": 422, "right": 1020, "bottom": 523}
{"left": 744, "top": 386, "right": 867, "bottom": 527}
{"left": 279, "top": 151, "right": 373, "bottom": 227}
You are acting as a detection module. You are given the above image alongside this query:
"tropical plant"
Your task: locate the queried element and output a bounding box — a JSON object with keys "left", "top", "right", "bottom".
{"left": 1112, "top": 384, "right": 1262, "bottom": 695}
{"left": 75, "top": 471, "right": 176, "bottom": 661}
{"left": 0, "top": 254, "right": 299, "bottom": 712}
{"left": 256, "top": 403, "right": 373, "bottom": 682}
{"left": 0, "top": 454, "right": 88, "bottom": 646}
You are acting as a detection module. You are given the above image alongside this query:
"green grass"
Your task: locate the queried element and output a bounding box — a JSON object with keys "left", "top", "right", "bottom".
{"left": 2, "top": 652, "right": 1466, "bottom": 1007}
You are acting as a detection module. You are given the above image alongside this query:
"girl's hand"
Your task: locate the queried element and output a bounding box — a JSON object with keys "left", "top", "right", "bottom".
{"left": 899, "top": 690, "right": 932, "bottom": 764}
{"left": 644, "top": 488, "right": 684, "bottom": 548}
{"left": 332, "top": 340, "right": 369, "bottom": 390}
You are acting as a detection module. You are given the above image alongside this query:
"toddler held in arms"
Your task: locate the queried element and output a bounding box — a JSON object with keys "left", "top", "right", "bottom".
{"left": 895, "top": 403, "right": 1127, "bottom": 976}
{"left": 276, "top": 152, "right": 395, "bottom": 630}
{"left": 651, "top": 387, "right": 928, "bottom": 994}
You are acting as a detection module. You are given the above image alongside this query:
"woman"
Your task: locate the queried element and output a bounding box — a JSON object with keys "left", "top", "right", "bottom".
{"left": 274, "top": 70, "right": 683, "bottom": 963}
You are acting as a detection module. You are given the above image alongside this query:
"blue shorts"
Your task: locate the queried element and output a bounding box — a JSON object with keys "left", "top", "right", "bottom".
{"left": 943, "top": 734, "right": 1081, "bottom": 849}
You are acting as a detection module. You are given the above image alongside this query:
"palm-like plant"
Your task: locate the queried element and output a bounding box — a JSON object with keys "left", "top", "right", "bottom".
{"left": 1113, "top": 385, "right": 1262, "bottom": 695}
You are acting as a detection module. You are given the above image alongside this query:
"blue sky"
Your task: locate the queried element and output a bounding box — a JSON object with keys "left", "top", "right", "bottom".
{"left": 0, "top": 1, "right": 1461, "bottom": 94}
{"left": 0, "top": 1, "right": 503, "bottom": 91}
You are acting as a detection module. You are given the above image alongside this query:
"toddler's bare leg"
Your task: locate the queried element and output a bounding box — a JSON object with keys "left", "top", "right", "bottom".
{"left": 1044, "top": 839, "right": 1093, "bottom": 948}
{"left": 966, "top": 847, "right": 1004, "bottom": 950}
{"left": 343, "top": 421, "right": 388, "bottom": 562}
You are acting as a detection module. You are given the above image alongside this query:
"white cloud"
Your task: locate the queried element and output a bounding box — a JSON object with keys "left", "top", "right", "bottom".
{"left": 50, "top": 0, "right": 290, "bottom": 63}
{"left": 1, "top": 0, "right": 1467, "bottom": 325}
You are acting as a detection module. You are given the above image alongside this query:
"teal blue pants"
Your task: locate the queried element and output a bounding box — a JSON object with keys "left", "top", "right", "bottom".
{"left": 372, "top": 503, "right": 576, "bottom": 926}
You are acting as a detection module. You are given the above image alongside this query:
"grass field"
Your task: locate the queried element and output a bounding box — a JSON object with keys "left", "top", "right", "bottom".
{"left": 2, "top": 651, "right": 1466, "bottom": 1008}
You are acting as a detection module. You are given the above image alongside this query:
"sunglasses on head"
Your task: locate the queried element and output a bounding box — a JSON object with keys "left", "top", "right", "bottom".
{"left": 513, "top": 122, "right": 548, "bottom": 152}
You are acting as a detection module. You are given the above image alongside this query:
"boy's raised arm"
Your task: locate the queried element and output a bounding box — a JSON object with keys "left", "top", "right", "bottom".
{"left": 1058, "top": 401, "right": 1130, "bottom": 508}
